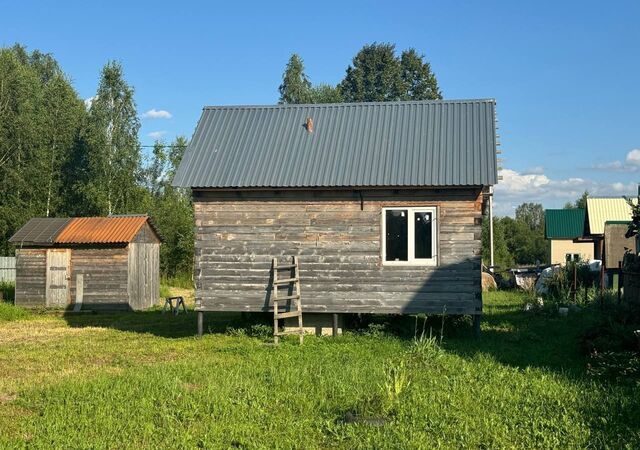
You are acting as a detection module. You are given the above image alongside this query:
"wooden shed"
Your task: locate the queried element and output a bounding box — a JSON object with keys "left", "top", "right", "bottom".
{"left": 173, "top": 100, "right": 499, "bottom": 331}
{"left": 9, "top": 215, "right": 161, "bottom": 310}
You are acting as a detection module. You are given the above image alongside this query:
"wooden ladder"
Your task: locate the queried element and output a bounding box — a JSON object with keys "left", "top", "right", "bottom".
{"left": 272, "top": 256, "right": 303, "bottom": 344}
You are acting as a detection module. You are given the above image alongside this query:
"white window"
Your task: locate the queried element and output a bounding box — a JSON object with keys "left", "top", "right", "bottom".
{"left": 382, "top": 207, "right": 437, "bottom": 266}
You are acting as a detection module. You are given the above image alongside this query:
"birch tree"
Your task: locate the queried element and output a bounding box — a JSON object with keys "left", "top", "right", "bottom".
{"left": 83, "top": 61, "right": 142, "bottom": 215}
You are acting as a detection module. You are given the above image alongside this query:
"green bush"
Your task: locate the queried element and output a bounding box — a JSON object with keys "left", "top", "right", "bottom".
{"left": 544, "top": 262, "right": 598, "bottom": 304}
{"left": 0, "top": 281, "right": 15, "bottom": 303}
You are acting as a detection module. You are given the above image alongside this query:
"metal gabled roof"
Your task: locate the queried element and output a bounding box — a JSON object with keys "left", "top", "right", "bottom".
{"left": 56, "top": 216, "right": 152, "bottom": 244}
{"left": 586, "top": 198, "right": 635, "bottom": 235}
{"left": 545, "top": 208, "right": 586, "bottom": 239}
{"left": 9, "top": 215, "right": 160, "bottom": 246}
{"left": 172, "top": 99, "right": 498, "bottom": 189}
{"left": 8, "top": 218, "right": 72, "bottom": 246}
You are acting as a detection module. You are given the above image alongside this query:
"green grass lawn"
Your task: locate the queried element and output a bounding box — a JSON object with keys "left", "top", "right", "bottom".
{"left": 0, "top": 291, "right": 638, "bottom": 449}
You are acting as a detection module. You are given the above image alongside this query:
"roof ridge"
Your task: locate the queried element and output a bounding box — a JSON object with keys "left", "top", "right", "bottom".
{"left": 202, "top": 98, "right": 496, "bottom": 110}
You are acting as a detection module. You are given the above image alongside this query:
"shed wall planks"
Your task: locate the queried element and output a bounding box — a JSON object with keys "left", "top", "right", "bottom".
{"left": 128, "top": 243, "right": 160, "bottom": 310}
{"left": 69, "top": 247, "right": 129, "bottom": 309}
{"left": 14, "top": 249, "right": 47, "bottom": 307}
{"left": 193, "top": 189, "right": 483, "bottom": 315}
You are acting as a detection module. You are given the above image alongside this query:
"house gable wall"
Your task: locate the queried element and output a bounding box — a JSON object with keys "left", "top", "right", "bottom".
{"left": 193, "top": 188, "right": 483, "bottom": 315}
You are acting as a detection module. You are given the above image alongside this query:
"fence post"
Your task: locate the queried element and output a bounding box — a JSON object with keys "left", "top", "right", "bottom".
{"left": 600, "top": 262, "right": 605, "bottom": 309}
{"left": 572, "top": 264, "right": 577, "bottom": 303}
{"left": 618, "top": 261, "right": 623, "bottom": 304}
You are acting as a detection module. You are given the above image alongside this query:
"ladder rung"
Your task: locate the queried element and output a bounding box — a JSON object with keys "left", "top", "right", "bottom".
{"left": 274, "top": 264, "right": 297, "bottom": 270}
{"left": 273, "top": 278, "right": 298, "bottom": 284}
{"left": 272, "top": 294, "right": 300, "bottom": 301}
{"left": 275, "top": 329, "right": 304, "bottom": 336}
{"left": 275, "top": 310, "right": 302, "bottom": 319}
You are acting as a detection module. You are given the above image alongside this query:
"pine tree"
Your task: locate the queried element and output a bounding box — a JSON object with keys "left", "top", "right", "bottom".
{"left": 278, "top": 54, "right": 312, "bottom": 104}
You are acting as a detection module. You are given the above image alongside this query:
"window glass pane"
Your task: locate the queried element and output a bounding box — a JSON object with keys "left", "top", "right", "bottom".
{"left": 414, "top": 211, "right": 433, "bottom": 259}
{"left": 385, "top": 210, "right": 408, "bottom": 261}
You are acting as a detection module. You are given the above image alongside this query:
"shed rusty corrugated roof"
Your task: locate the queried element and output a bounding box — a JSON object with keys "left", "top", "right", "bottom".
{"left": 586, "top": 198, "right": 635, "bottom": 235}
{"left": 9, "top": 215, "right": 159, "bottom": 246}
{"left": 56, "top": 216, "right": 151, "bottom": 244}
{"left": 172, "top": 99, "right": 498, "bottom": 189}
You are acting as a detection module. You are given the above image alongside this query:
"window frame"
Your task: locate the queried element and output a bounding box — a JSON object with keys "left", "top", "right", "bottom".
{"left": 381, "top": 206, "right": 438, "bottom": 266}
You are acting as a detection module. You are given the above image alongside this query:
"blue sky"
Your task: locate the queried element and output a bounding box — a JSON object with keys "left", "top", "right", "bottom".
{"left": 2, "top": 0, "right": 639, "bottom": 215}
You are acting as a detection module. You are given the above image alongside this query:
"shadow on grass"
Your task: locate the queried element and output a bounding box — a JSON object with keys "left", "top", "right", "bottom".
{"left": 444, "top": 300, "right": 605, "bottom": 378}
{"left": 60, "top": 291, "right": 601, "bottom": 378}
{"left": 350, "top": 293, "right": 601, "bottom": 378}
{"left": 62, "top": 309, "right": 268, "bottom": 339}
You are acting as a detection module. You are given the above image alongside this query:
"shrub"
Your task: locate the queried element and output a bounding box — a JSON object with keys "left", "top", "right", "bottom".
{"left": 623, "top": 252, "right": 640, "bottom": 273}
{"left": 0, "top": 281, "right": 15, "bottom": 303}
{"left": 544, "top": 261, "right": 598, "bottom": 304}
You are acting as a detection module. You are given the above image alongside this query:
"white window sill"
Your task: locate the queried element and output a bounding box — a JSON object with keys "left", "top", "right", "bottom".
{"left": 382, "top": 259, "right": 438, "bottom": 267}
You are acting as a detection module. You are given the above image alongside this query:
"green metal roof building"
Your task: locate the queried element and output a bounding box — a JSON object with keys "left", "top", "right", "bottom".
{"left": 545, "top": 208, "right": 586, "bottom": 239}
{"left": 544, "top": 209, "right": 593, "bottom": 265}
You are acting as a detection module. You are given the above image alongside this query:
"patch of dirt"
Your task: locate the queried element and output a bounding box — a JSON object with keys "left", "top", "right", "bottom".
{"left": 0, "top": 319, "right": 108, "bottom": 345}
{"left": 0, "top": 392, "right": 17, "bottom": 404}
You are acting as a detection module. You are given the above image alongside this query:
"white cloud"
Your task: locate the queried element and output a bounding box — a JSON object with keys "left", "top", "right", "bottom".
{"left": 493, "top": 167, "right": 636, "bottom": 216}
{"left": 84, "top": 96, "right": 97, "bottom": 109}
{"left": 592, "top": 148, "right": 640, "bottom": 172}
{"left": 625, "top": 149, "right": 640, "bottom": 165}
{"left": 147, "top": 131, "right": 167, "bottom": 140}
{"left": 142, "top": 109, "right": 172, "bottom": 119}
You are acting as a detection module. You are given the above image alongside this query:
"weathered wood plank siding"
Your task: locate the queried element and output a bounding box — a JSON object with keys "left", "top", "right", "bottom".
{"left": 193, "top": 189, "right": 483, "bottom": 315}
{"left": 69, "top": 247, "right": 129, "bottom": 310}
{"left": 14, "top": 249, "right": 47, "bottom": 307}
{"left": 128, "top": 242, "right": 160, "bottom": 310}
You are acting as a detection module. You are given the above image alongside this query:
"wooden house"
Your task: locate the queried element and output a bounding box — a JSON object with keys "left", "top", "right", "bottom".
{"left": 173, "top": 100, "right": 499, "bottom": 333}
{"left": 544, "top": 209, "right": 594, "bottom": 265}
{"left": 9, "top": 215, "right": 161, "bottom": 310}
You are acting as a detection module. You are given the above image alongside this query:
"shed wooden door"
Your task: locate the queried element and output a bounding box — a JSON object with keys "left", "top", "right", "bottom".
{"left": 46, "top": 249, "right": 71, "bottom": 307}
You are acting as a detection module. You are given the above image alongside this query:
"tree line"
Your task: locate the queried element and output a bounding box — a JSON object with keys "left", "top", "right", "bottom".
{"left": 0, "top": 45, "right": 193, "bottom": 276}
{"left": 278, "top": 43, "right": 442, "bottom": 104}
{"left": 1, "top": 41, "right": 573, "bottom": 277}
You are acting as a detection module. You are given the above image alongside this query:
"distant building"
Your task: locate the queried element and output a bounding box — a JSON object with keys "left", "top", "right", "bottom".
{"left": 585, "top": 197, "right": 634, "bottom": 263}
{"left": 603, "top": 221, "right": 635, "bottom": 269}
{"left": 545, "top": 208, "right": 594, "bottom": 265}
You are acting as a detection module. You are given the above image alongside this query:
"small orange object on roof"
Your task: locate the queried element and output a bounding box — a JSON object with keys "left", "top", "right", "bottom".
{"left": 56, "top": 216, "right": 154, "bottom": 244}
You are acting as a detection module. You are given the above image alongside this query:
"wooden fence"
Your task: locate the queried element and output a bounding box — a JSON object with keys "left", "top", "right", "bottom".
{"left": 0, "top": 256, "right": 16, "bottom": 283}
